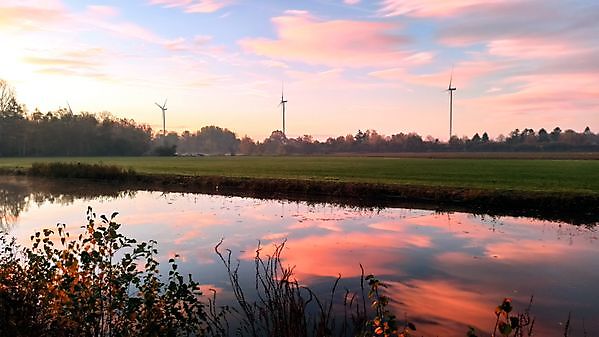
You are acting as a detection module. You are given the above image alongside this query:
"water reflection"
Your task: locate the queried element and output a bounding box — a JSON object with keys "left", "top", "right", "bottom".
{"left": 1, "top": 178, "right": 598, "bottom": 336}
{"left": 0, "top": 180, "right": 29, "bottom": 230}
{"left": 0, "top": 176, "right": 135, "bottom": 231}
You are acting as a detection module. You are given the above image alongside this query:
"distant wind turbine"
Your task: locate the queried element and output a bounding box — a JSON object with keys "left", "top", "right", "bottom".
{"left": 446, "top": 68, "right": 457, "bottom": 140}
{"left": 155, "top": 99, "right": 168, "bottom": 141}
{"left": 279, "top": 83, "right": 288, "bottom": 135}
{"left": 66, "top": 101, "right": 73, "bottom": 114}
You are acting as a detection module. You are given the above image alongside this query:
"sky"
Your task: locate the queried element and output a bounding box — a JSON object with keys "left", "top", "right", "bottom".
{"left": 1, "top": 0, "right": 598, "bottom": 141}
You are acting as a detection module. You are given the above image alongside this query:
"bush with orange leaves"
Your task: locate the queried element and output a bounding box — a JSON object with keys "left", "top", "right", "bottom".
{"left": 0, "top": 207, "right": 227, "bottom": 337}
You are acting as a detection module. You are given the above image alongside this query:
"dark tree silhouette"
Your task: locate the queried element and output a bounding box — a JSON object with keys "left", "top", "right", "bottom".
{"left": 482, "top": 132, "right": 489, "bottom": 143}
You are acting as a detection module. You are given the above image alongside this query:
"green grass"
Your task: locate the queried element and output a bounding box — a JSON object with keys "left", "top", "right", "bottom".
{"left": 0, "top": 156, "right": 597, "bottom": 195}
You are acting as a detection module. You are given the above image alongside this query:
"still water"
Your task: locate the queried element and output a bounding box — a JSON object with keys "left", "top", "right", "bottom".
{"left": 1, "top": 177, "right": 598, "bottom": 336}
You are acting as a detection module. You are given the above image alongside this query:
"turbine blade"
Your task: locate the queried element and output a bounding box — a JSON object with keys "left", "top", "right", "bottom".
{"left": 155, "top": 102, "right": 162, "bottom": 108}
{"left": 449, "top": 65, "right": 454, "bottom": 88}
{"left": 163, "top": 98, "right": 167, "bottom": 107}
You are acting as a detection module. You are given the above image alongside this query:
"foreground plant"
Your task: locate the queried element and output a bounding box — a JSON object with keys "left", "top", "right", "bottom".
{"left": 216, "top": 239, "right": 336, "bottom": 337}
{"left": 467, "top": 297, "right": 535, "bottom": 337}
{"left": 359, "top": 275, "right": 415, "bottom": 337}
{"left": 215, "top": 240, "right": 417, "bottom": 337}
{"left": 0, "top": 207, "right": 225, "bottom": 337}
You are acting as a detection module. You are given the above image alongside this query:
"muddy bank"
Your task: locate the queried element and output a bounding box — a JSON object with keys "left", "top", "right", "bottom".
{"left": 130, "top": 174, "right": 598, "bottom": 225}
{"left": 3, "top": 166, "right": 595, "bottom": 225}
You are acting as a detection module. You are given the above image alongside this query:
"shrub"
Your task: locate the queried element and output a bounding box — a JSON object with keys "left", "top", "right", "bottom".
{"left": 29, "top": 162, "right": 136, "bottom": 180}
{"left": 0, "top": 207, "right": 225, "bottom": 337}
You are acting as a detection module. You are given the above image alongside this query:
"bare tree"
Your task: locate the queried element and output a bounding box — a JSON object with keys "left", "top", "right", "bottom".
{"left": 0, "top": 79, "right": 16, "bottom": 113}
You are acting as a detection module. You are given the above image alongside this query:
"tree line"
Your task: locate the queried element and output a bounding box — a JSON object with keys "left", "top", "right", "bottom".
{"left": 0, "top": 80, "right": 153, "bottom": 156}
{"left": 225, "top": 127, "right": 598, "bottom": 155}
{"left": 1, "top": 79, "right": 597, "bottom": 156}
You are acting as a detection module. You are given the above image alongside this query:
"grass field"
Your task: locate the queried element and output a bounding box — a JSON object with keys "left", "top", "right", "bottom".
{"left": 0, "top": 155, "right": 597, "bottom": 195}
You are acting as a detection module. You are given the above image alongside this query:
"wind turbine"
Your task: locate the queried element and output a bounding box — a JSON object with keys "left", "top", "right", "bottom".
{"left": 155, "top": 99, "right": 168, "bottom": 140}
{"left": 279, "top": 83, "right": 288, "bottom": 135}
{"left": 66, "top": 101, "right": 73, "bottom": 114}
{"left": 446, "top": 68, "right": 457, "bottom": 140}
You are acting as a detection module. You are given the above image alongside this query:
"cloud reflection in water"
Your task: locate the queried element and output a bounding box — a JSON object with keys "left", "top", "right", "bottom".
{"left": 5, "top": 188, "right": 598, "bottom": 337}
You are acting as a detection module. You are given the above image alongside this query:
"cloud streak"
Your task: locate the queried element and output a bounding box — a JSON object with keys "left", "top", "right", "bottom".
{"left": 378, "top": 0, "right": 508, "bottom": 17}
{"left": 0, "top": 1, "right": 67, "bottom": 32}
{"left": 148, "top": 0, "right": 233, "bottom": 13}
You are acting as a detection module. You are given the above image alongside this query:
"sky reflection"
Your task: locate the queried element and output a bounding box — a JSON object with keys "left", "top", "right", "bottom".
{"left": 3, "top": 185, "right": 598, "bottom": 337}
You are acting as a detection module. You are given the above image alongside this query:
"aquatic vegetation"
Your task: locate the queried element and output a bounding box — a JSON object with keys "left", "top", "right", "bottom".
{"left": 215, "top": 239, "right": 417, "bottom": 337}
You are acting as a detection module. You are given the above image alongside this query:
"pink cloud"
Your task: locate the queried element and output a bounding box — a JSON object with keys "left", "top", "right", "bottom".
{"left": 163, "top": 35, "right": 216, "bottom": 52}
{"left": 285, "top": 68, "right": 345, "bottom": 82}
{"left": 368, "top": 221, "right": 432, "bottom": 247}
{"left": 173, "top": 229, "right": 203, "bottom": 245}
{"left": 148, "top": 0, "right": 232, "bottom": 13}
{"left": 371, "top": 60, "right": 504, "bottom": 88}
{"left": 93, "top": 20, "right": 164, "bottom": 44}
{"left": 240, "top": 232, "right": 407, "bottom": 280}
{"left": 0, "top": 1, "right": 67, "bottom": 31}
{"left": 164, "top": 37, "right": 188, "bottom": 51}
{"left": 128, "top": 211, "right": 223, "bottom": 228}
{"left": 22, "top": 47, "right": 112, "bottom": 80}
{"left": 368, "top": 67, "right": 407, "bottom": 80}
{"left": 185, "top": 0, "right": 231, "bottom": 13}
{"left": 196, "top": 283, "right": 225, "bottom": 295}
{"left": 0, "top": 1, "right": 168, "bottom": 47}
{"left": 23, "top": 55, "right": 97, "bottom": 68}
{"left": 86, "top": 5, "right": 119, "bottom": 18}
{"left": 483, "top": 239, "right": 590, "bottom": 262}
{"left": 239, "top": 11, "right": 421, "bottom": 68}
{"left": 390, "top": 279, "right": 499, "bottom": 336}
{"left": 193, "top": 35, "right": 213, "bottom": 45}
{"left": 288, "top": 218, "right": 343, "bottom": 232}
{"left": 282, "top": 67, "right": 406, "bottom": 95}
{"left": 261, "top": 232, "right": 289, "bottom": 241}
{"left": 410, "top": 60, "right": 504, "bottom": 88}
{"left": 378, "top": 0, "right": 508, "bottom": 17}
{"left": 259, "top": 59, "right": 289, "bottom": 69}
{"left": 239, "top": 218, "right": 436, "bottom": 280}
{"left": 487, "top": 38, "right": 588, "bottom": 59}
{"left": 435, "top": 2, "right": 592, "bottom": 48}
{"left": 149, "top": 0, "right": 193, "bottom": 7}
{"left": 464, "top": 72, "right": 599, "bottom": 116}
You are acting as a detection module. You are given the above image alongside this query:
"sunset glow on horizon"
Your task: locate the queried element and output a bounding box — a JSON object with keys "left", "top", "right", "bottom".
{"left": 2, "top": 0, "right": 598, "bottom": 140}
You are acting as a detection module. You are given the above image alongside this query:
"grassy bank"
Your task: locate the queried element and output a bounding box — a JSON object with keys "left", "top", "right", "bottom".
{"left": 0, "top": 156, "right": 597, "bottom": 194}
{"left": 0, "top": 156, "right": 597, "bottom": 224}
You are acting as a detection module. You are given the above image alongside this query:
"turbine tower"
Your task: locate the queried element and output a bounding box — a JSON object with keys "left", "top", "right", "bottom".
{"left": 447, "top": 69, "right": 457, "bottom": 140}
{"left": 155, "top": 99, "right": 168, "bottom": 141}
{"left": 279, "top": 83, "right": 288, "bottom": 135}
